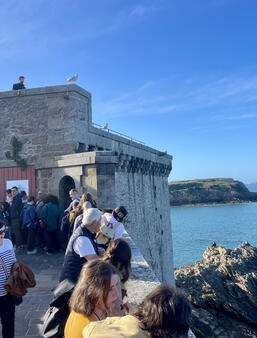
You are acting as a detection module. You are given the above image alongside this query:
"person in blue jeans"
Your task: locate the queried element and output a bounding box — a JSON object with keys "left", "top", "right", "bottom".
{"left": 20, "top": 196, "right": 37, "bottom": 254}
{"left": 40, "top": 195, "right": 61, "bottom": 255}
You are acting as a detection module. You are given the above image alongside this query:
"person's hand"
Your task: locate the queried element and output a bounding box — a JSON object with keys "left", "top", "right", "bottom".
{"left": 98, "top": 247, "right": 105, "bottom": 257}
{"left": 122, "top": 302, "right": 137, "bottom": 314}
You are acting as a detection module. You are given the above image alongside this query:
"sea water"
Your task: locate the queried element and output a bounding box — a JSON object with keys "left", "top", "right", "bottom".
{"left": 171, "top": 185, "right": 257, "bottom": 267}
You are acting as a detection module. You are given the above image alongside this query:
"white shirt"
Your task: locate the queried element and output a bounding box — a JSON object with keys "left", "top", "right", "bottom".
{"left": 102, "top": 213, "right": 124, "bottom": 239}
{"left": 73, "top": 236, "right": 96, "bottom": 257}
{"left": 0, "top": 239, "right": 16, "bottom": 296}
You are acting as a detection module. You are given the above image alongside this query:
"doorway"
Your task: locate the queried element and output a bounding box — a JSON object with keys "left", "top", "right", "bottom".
{"left": 59, "top": 176, "right": 75, "bottom": 212}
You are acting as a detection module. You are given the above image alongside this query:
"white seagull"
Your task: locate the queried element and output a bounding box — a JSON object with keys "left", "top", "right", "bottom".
{"left": 100, "top": 123, "right": 108, "bottom": 129}
{"left": 66, "top": 74, "right": 78, "bottom": 82}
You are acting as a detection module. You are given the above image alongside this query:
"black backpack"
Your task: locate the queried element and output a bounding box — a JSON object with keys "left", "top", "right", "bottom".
{"left": 60, "top": 213, "right": 70, "bottom": 235}
{"left": 42, "top": 280, "right": 74, "bottom": 338}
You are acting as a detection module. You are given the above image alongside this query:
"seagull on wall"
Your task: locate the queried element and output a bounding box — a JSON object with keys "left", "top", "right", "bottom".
{"left": 66, "top": 74, "right": 78, "bottom": 82}
{"left": 100, "top": 123, "right": 108, "bottom": 129}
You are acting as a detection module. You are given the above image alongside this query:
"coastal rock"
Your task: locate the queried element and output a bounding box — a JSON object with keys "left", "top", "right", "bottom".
{"left": 169, "top": 178, "right": 257, "bottom": 206}
{"left": 175, "top": 242, "right": 257, "bottom": 338}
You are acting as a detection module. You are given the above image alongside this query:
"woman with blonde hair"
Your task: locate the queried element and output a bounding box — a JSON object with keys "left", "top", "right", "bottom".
{"left": 64, "top": 259, "right": 119, "bottom": 338}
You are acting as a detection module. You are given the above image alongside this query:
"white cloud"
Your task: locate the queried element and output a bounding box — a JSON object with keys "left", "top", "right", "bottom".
{"left": 226, "top": 113, "right": 257, "bottom": 120}
{"left": 129, "top": 5, "right": 158, "bottom": 18}
{"left": 94, "top": 82, "right": 177, "bottom": 117}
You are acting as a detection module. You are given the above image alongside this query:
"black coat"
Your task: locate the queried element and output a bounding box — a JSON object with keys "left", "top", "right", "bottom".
{"left": 12, "top": 83, "right": 26, "bottom": 90}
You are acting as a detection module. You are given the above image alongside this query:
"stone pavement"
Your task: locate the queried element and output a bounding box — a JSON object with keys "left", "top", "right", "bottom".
{"left": 1, "top": 248, "right": 64, "bottom": 338}
{"left": 0, "top": 233, "right": 160, "bottom": 338}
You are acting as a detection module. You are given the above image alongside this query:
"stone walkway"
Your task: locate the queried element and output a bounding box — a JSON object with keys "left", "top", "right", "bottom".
{"left": 0, "top": 233, "right": 160, "bottom": 337}
{"left": 3, "top": 248, "right": 64, "bottom": 338}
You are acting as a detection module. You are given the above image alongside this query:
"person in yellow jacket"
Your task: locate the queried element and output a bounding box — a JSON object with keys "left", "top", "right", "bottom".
{"left": 82, "top": 284, "right": 192, "bottom": 338}
{"left": 64, "top": 260, "right": 119, "bottom": 338}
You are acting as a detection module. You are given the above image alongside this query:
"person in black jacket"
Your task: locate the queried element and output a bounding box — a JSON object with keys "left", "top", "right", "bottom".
{"left": 9, "top": 187, "right": 23, "bottom": 248}
{"left": 12, "top": 76, "right": 26, "bottom": 90}
{"left": 59, "top": 208, "right": 102, "bottom": 284}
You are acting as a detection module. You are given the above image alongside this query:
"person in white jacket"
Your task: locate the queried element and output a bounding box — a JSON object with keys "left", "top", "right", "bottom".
{"left": 102, "top": 206, "right": 128, "bottom": 240}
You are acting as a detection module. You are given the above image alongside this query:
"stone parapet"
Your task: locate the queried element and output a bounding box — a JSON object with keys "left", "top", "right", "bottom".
{"left": 0, "top": 84, "right": 91, "bottom": 99}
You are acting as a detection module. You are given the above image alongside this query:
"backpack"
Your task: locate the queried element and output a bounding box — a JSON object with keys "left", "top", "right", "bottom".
{"left": 42, "top": 280, "right": 74, "bottom": 338}
{"left": 60, "top": 213, "right": 70, "bottom": 235}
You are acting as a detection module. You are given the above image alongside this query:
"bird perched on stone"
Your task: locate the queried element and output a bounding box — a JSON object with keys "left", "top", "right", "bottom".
{"left": 100, "top": 123, "right": 108, "bottom": 129}
{"left": 66, "top": 74, "right": 78, "bottom": 82}
{"left": 211, "top": 241, "right": 217, "bottom": 248}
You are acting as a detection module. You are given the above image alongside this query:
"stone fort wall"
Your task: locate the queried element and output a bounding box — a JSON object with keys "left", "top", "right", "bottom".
{"left": 0, "top": 85, "right": 174, "bottom": 284}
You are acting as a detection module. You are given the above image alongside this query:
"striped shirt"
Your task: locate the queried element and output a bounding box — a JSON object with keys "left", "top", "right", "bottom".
{"left": 0, "top": 239, "right": 16, "bottom": 296}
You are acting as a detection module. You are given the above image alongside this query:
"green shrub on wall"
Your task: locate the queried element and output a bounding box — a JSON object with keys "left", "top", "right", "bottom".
{"left": 5, "top": 136, "right": 28, "bottom": 170}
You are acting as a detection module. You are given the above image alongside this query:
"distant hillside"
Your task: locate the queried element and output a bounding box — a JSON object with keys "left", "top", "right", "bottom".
{"left": 169, "top": 178, "right": 257, "bottom": 206}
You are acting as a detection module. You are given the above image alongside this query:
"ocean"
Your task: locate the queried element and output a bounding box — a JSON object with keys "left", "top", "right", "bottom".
{"left": 171, "top": 184, "right": 257, "bottom": 268}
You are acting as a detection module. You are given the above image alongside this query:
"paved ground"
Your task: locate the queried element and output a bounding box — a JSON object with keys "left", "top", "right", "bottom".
{"left": 0, "top": 234, "right": 160, "bottom": 337}
{"left": 2, "top": 248, "right": 64, "bottom": 338}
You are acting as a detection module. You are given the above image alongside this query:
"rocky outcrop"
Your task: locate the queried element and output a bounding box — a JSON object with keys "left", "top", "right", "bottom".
{"left": 175, "top": 242, "right": 257, "bottom": 338}
{"left": 169, "top": 178, "right": 257, "bottom": 206}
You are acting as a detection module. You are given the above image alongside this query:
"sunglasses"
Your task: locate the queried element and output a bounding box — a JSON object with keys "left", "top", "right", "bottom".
{"left": 0, "top": 227, "right": 8, "bottom": 235}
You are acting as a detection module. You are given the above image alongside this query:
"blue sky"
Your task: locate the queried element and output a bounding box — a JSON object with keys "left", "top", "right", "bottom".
{"left": 1, "top": 0, "right": 257, "bottom": 183}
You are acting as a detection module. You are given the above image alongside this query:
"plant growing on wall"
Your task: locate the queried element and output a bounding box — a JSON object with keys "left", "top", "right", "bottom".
{"left": 5, "top": 136, "right": 28, "bottom": 170}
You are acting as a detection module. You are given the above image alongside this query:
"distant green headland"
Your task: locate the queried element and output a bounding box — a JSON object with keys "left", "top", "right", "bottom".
{"left": 169, "top": 178, "right": 257, "bottom": 206}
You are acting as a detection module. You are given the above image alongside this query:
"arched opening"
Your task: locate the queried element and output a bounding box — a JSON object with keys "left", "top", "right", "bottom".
{"left": 59, "top": 176, "right": 75, "bottom": 212}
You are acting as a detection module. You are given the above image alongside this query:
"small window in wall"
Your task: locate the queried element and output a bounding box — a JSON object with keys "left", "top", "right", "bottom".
{"left": 88, "top": 145, "right": 96, "bottom": 151}
{"left": 76, "top": 143, "right": 85, "bottom": 153}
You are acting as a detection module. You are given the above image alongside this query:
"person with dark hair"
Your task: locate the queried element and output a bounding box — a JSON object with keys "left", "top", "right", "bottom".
{"left": 64, "top": 260, "right": 119, "bottom": 337}
{"left": 20, "top": 196, "right": 37, "bottom": 254}
{"left": 103, "top": 239, "right": 132, "bottom": 315}
{"left": 20, "top": 191, "right": 28, "bottom": 207}
{"left": 83, "top": 284, "right": 192, "bottom": 338}
{"left": 102, "top": 206, "right": 128, "bottom": 241}
{"left": 97, "top": 206, "right": 128, "bottom": 249}
{"left": 0, "top": 203, "right": 11, "bottom": 240}
{"left": 60, "top": 200, "right": 80, "bottom": 248}
{"left": 12, "top": 76, "right": 26, "bottom": 90}
{"left": 40, "top": 195, "right": 61, "bottom": 255}
{"left": 0, "top": 219, "right": 17, "bottom": 338}
{"left": 9, "top": 187, "right": 23, "bottom": 249}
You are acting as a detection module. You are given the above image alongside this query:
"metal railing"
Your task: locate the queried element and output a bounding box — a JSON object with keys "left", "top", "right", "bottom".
{"left": 92, "top": 122, "right": 145, "bottom": 145}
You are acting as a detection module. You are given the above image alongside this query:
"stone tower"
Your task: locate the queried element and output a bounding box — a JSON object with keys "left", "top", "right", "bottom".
{"left": 0, "top": 84, "right": 174, "bottom": 284}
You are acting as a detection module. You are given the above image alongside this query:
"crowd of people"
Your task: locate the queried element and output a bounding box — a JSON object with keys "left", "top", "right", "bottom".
{"left": 0, "top": 187, "right": 62, "bottom": 255}
{"left": 0, "top": 186, "right": 193, "bottom": 338}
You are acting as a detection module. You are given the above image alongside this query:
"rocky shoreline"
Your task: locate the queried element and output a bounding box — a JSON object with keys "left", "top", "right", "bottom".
{"left": 169, "top": 178, "right": 257, "bottom": 206}
{"left": 175, "top": 242, "right": 257, "bottom": 338}
{"left": 171, "top": 200, "right": 257, "bottom": 208}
